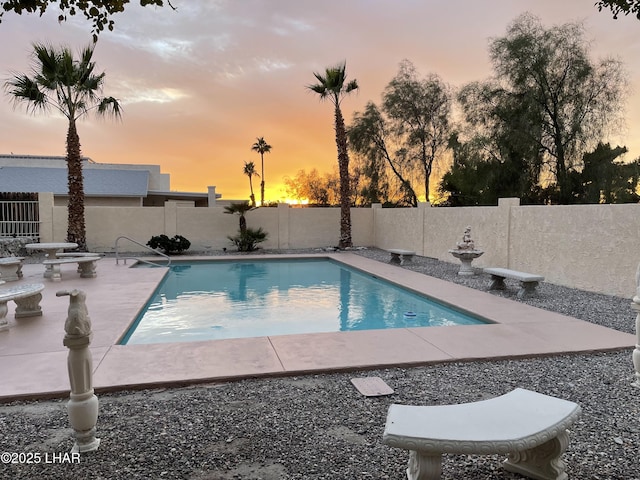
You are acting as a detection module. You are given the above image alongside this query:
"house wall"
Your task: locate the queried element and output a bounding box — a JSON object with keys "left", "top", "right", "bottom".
{"left": 89, "top": 163, "right": 170, "bottom": 191}
{"left": 54, "top": 196, "right": 143, "bottom": 207}
{"left": 37, "top": 192, "right": 640, "bottom": 297}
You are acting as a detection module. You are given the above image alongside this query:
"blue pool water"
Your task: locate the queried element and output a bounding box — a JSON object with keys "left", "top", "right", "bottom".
{"left": 121, "top": 258, "right": 486, "bottom": 345}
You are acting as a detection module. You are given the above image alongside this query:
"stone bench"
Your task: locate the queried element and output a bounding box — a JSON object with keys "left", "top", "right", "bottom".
{"left": 56, "top": 252, "right": 104, "bottom": 273}
{"left": 383, "top": 388, "right": 581, "bottom": 480}
{"left": 388, "top": 249, "right": 416, "bottom": 266}
{"left": 43, "top": 256, "right": 101, "bottom": 281}
{"left": 483, "top": 267, "right": 545, "bottom": 298}
{"left": 0, "top": 257, "right": 24, "bottom": 282}
{"left": 0, "top": 283, "right": 45, "bottom": 330}
{"left": 55, "top": 252, "right": 104, "bottom": 258}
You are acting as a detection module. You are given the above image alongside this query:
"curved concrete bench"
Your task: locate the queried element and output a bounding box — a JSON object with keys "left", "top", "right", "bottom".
{"left": 383, "top": 388, "right": 581, "bottom": 480}
{"left": 43, "top": 256, "right": 101, "bottom": 281}
{"left": 388, "top": 249, "right": 416, "bottom": 266}
{"left": 0, "top": 283, "right": 45, "bottom": 330}
{"left": 483, "top": 267, "right": 544, "bottom": 298}
{"left": 0, "top": 257, "right": 24, "bottom": 282}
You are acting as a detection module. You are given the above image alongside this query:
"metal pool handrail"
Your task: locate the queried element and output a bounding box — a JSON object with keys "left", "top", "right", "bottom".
{"left": 114, "top": 235, "right": 171, "bottom": 267}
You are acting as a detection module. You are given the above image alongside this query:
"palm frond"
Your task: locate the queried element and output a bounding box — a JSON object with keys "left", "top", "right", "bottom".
{"left": 345, "top": 79, "right": 359, "bottom": 93}
{"left": 97, "top": 97, "right": 123, "bottom": 119}
{"left": 4, "top": 74, "right": 49, "bottom": 113}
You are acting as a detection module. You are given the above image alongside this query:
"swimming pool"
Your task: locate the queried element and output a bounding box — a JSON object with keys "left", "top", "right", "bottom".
{"left": 121, "top": 258, "right": 486, "bottom": 344}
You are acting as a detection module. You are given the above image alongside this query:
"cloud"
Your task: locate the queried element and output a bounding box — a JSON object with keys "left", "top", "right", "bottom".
{"left": 255, "top": 57, "right": 293, "bottom": 73}
{"left": 113, "top": 79, "right": 190, "bottom": 105}
{"left": 270, "top": 16, "right": 314, "bottom": 36}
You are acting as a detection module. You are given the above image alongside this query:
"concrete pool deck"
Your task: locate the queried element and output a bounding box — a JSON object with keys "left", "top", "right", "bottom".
{"left": 0, "top": 253, "right": 635, "bottom": 401}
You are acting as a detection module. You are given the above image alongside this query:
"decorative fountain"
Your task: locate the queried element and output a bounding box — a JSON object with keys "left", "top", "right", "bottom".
{"left": 448, "top": 226, "right": 484, "bottom": 276}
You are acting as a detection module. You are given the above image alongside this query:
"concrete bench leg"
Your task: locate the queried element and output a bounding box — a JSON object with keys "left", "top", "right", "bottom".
{"left": 49, "top": 264, "right": 63, "bottom": 282}
{"left": 0, "top": 264, "right": 20, "bottom": 282}
{"left": 389, "top": 253, "right": 402, "bottom": 265}
{"left": 78, "top": 261, "right": 98, "bottom": 278}
{"left": 401, "top": 254, "right": 413, "bottom": 265}
{"left": 43, "top": 264, "right": 55, "bottom": 279}
{"left": 407, "top": 451, "right": 442, "bottom": 480}
{"left": 489, "top": 275, "right": 506, "bottom": 290}
{"left": 0, "top": 300, "right": 9, "bottom": 330}
{"left": 504, "top": 430, "right": 570, "bottom": 480}
{"left": 517, "top": 281, "right": 539, "bottom": 299}
{"left": 14, "top": 293, "right": 43, "bottom": 318}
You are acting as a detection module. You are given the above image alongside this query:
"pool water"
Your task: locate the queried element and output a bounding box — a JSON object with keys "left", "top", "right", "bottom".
{"left": 121, "top": 258, "right": 486, "bottom": 345}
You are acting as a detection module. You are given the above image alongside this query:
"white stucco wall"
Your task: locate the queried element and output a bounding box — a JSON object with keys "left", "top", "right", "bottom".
{"left": 85, "top": 206, "right": 165, "bottom": 252}
{"left": 373, "top": 204, "right": 425, "bottom": 254}
{"left": 508, "top": 203, "right": 640, "bottom": 297}
{"left": 36, "top": 196, "right": 640, "bottom": 297}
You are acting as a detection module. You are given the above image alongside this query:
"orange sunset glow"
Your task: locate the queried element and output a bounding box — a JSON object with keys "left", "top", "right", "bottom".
{"left": 1, "top": 1, "right": 640, "bottom": 202}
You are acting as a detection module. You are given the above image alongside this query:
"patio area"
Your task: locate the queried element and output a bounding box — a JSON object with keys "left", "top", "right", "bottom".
{"left": 0, "top": 251, "right": 634, "bottom": 401}
{"left": 1, "top": 249, "right": 638, "bottom": 479}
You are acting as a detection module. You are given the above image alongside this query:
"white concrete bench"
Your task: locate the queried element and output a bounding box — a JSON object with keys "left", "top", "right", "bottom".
{"left": 388, "top": 249, "right": 416, "bottom": 266}
{"left": 0, "top": 283, "right": 45, "bottom": 330}
{"left": 383, "top": 388, "right": 581, "bottom": 480}
{"left": 56, "top": 252, "right": 104, "bottom": 273}
{"left": 0, "top": 257, "right": 24, "bottom": 282}
{"left": 55, "top": 252, "right": 104, "bottom": 258}
{"left": 483, "top": 267, "right": 544, "bottom": 299}
{"left": 43, "top": 256, "right": 101, "bottom": 281}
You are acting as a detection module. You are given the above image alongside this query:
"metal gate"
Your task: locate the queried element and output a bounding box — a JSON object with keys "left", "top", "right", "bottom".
{"left": 0, "top": 200, "right": 39, "bottom": 239}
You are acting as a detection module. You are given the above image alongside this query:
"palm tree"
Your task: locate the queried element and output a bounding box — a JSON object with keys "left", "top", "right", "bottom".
{"left": 223, "top": 201, "right": 267, "bottom": 252}
{"left": 307, "top": 62, "right": 358, "bottom": 249}
{"left": 243, "top": 161, "right": 260, "bottom": 207}
{"left": 4, "top": 43, "right": 122, "bottom": 251}
{"left": 223, "top": 201, "right": 254, "bottom": 234}
{"left": 251, "top": 137, "right": 271, "bottom": 206}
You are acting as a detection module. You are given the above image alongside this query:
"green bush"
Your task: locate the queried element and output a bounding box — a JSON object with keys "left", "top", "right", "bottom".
{"left": 147, "top": 234, "right": 191, "bottom": 255}
{"left": 227, "top": 227, "right": 268, "bottom": 252}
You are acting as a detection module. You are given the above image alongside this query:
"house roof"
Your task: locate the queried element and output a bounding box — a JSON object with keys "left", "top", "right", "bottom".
{"left": 0, "top": 166, "right": 149, "bottom": 197}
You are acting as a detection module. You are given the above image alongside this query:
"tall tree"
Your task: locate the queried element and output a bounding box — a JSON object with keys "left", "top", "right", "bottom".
{"left": 251, "top": 137, "right": 271, "bottom": 206}
{"left": 596, "top": 0, "right": 640, "bottom": 19}
{"left": 4, "top": 43, "right": 122, "bottom": 250}
{"left": 494, "top": 14, "right": 626, "bottom": 203}
{"left": 446, "top": 80, "right": 545, "bottom": 205}
{"left": 283, "top": 169, "right": 330, "bottom": 205}
{"left": 243, "top": 160, "right": 259, "bottom": 207}
{"left": 579, "top": 143, "right": 640, "bottom": 203}
{"left": 348, "top": 102, "right": 418, "bottom": 206}
{"left": 308, "top": 61, "right": 358, "bottom": 248}
{"left": 0, "top": 1, "right": 175, "bottom": 40}
{"left": 349, "top": 61, "right": 451, "bottom": 205}
{"left": 439, "top": 133, "right": 542, "bottom": 206}
{"left": 382, "top": 60, "right": 452, "bottom": 203}
{"left": 453, "top": 13, "right": 627, "bottom": 204}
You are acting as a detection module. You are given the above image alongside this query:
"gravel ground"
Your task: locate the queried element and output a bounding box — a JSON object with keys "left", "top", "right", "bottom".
{"left": 1, "top": 248, "right": 638, "bottom": 480}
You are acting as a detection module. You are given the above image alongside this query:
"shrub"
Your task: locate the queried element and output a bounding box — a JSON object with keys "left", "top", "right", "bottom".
{"left": 147, "top": 234, "right": 191, "bottom": 255}
{"left": 227, "top": 227, "right": 268, "bottom": 252}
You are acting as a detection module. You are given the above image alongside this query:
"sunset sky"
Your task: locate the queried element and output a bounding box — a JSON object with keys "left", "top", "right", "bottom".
{"left": 0, "top": 1, "right": 639, "bottom": 202}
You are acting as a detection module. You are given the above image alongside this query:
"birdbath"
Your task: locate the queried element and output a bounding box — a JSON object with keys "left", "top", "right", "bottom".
{"left": 448, "top": 226, "right": 484, "bottom": 276}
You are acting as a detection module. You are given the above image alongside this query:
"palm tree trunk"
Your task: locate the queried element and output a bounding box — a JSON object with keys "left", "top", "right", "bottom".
{"left": 260, "top": 153, "right": 265, "bottom": 206}
{"left": 249, "top": 177, "right": 256, "bottom": 207}
{"left": 66, "top": 119, "right": 87, "bottom": 251}
{"left": 239, "top": 215, "right": 247, "bottom": 234}
{"left": 334, "top": 105, "right": 352, "bottom": 249}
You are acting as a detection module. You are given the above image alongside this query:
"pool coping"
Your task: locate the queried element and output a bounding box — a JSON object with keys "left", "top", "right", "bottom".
{"left": 0, "top": 253, "right": 634, "bottom": 401}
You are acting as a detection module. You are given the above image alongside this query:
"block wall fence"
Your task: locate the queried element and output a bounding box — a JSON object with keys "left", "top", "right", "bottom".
{"left": 36, "top": 193, "right": 640, "bottom": 298}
